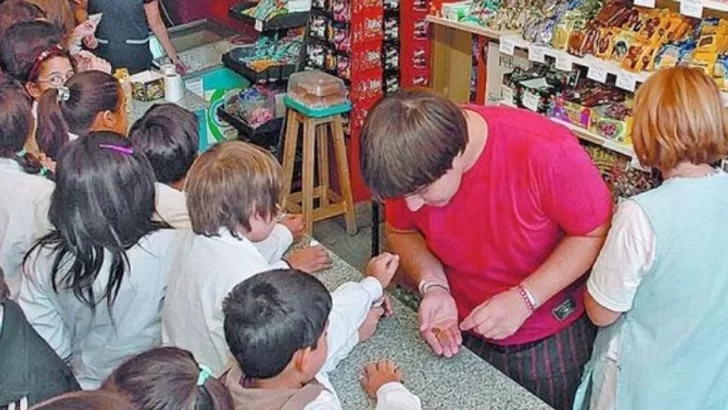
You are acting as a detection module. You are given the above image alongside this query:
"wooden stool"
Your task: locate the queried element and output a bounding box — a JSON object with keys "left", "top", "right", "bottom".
{"left": 281, "top": 98, "right": 357, "bottom": 236}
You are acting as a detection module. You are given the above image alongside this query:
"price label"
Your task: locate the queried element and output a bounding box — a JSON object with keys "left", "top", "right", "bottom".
{"left": 501, "top": 87, "right": 515, "bottom": 105}
{"left": 528, "top": 46, "right": 546, "bottom": 63}
{"left": 679, "top": 0, "right": 703, "bottom": 18}
{"left": 254, "top": 19, "right": 263, "bottom": 31}
{"left": 587, "top": 64, "right": 608, "bottom": 83}
{"left": 555, "top": 53, "right": 572, "bottom": 72}
{"left": 522, "top": 91, "right": 541, "bottom": 112}
{"left": 616, "top": 72, "right": 637, "bottom": 92}
{"left": 634, "top": 0, "right": 655, "bottom": 7}
{"left": 499, "top": 38, "right": 516, "bottom": 56}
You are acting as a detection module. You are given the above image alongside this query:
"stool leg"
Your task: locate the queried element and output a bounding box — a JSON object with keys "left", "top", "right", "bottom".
{"left": 317, "top": 123, "right": 330, "bottom": 208}
{"left": 332, "top": 115, "right": 357, "bottom": 235}
{"left": 281, "top": 110, "right": 299, "bottom": 210}
{"left": 302, "top": 118, "right": 316, "bottom": 235}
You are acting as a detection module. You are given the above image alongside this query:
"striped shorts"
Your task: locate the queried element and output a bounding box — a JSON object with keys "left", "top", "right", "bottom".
{"left": 463, "top": 314, "right": 596, "bottom": 410}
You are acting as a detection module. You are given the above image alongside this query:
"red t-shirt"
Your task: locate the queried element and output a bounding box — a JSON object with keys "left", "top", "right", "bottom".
{"left": 385, "top": 106, "right": 612, "bottom": 345}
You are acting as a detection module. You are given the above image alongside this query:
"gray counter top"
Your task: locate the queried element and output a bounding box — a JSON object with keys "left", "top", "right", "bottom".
{"left": 316, "top": 251, "right": 552, "bottom": 410}
{"left": 128, "top": 89, "right": 209, "bottom": 127}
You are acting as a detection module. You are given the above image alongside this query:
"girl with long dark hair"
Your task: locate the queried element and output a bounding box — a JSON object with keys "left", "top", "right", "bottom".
{"left": 0, "top": 75, "right": 54, "bottom": 298}
{"left": 18, "top": 132, "right": 182, "bottom": 389}
{"left": 36, "top": 70, "right": 126, "bottom": 159}
{"left": 104, "top": 347, "right": 234, "bottom": 410}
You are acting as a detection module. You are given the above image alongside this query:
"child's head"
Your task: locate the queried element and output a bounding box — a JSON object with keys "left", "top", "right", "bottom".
{"left": 0, "top": 0, "right": 45, "bottom": 39}
{"left": 128, "top": 103, "right": 199, "bottom": 187}
{"left": 31, "top": 131, "right": 160, "bottom": 309}
{"left": 0, "top": 20, "right": 71, "bottom": 98}
{"left": 103, "top": 347, "right": 234, "bottom": 410}
{"left": 186, "top": 141, "right": 281, "bottom": 242}
{"left": 0, "top": 73, "right": 44, "bottom": 174}
{"left": 0, "top": 73, "right": 33, "bottom": 157}
{"left": 223, "top": 269, "right": 332, "bottom": 383}
{"left": 29, "top": 391, "right": 135, "bottom": 410}
{"left": 36, "top": 70, "right": 125, "bottom": 159}
{"left": 633, "top": 66, "right": 728, "bottom": 171}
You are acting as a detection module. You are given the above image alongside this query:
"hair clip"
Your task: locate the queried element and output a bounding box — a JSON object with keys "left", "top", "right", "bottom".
{"left": 98, "top": 143, "right": 133, "bottom": 155}
{"left": 197, "top": 364, "right": 213, "bottom": 386}
{"left": 57, "top": 86, "right": 71, "bottom": 103}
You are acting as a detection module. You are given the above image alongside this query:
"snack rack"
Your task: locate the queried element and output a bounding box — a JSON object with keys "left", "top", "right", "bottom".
{"left": 304, "top": 0, "right": 387, "bottom": 200}
{"left": 219, "top": 1, "right": 311, "bottom": 145}
{"left": 400, "top": 0, "right": 432, "bottom": 87}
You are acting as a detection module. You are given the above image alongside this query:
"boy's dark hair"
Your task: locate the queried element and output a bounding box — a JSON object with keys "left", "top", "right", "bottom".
{"left": 223, "top": 269, "right": 332, "bottom": 379}
{"left": 103, "top": 347, "right": 234, "bottom": 410}
{"left": 0, "top": 20, "right": 64, "bottom": 83}
{"left": 185, "top": 141, "right": 281, "bottom": 236}
{"left": 26, "top": 131, "right": 165, "bottom": 311}
{"left": 0, "top": 74, "right": 44, "bottom": 174}
{"left": 36, "top": 70, "right": 121, "bottom": 159}
{"left": 360, "top": 88, "right": 468, "bottom": 198}
{"left": 0, "top": 0, "right": 45, "bottom": 39}
{"left": 128, "top": 103, "right": 199, "bottom": 185}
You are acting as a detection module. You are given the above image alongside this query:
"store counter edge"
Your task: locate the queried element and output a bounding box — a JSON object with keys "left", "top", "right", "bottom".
{"left": 316, "top": 246, "right": 554, "bottom": 410}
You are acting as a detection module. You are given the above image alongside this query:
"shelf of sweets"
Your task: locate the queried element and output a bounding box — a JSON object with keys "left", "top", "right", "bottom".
{"left": 425, "top": 15, "right": 516, "bottom": 38}
{"left": 229, "top": 1, "right": 310, "bottom": 33}
{"left": 496, "top": 100, "right": 637, "bottom": 159}
{"left": 431, "top": 0, "right": 728, "bottom": 98}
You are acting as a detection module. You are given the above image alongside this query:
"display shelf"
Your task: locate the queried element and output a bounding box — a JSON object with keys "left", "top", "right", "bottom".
{"left": 217, "top": 106, "right": 284, "bottom": 141}
{"left": 497, "top": 100, "right": 636, "bottom": 158}
{"left": 425, "top": 15, "right": 513, "bottom": 39}
{"left": 229, "top": 2, "right": 310, "bottom": 32}
{"left": 222, "top": 51, "right": 296, "bottom": 83}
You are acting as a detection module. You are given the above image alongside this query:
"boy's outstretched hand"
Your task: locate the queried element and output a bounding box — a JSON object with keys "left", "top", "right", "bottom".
{"left": 358, "top": 305, "right": 385, "bottom": 342}
{"left": 366, "top": 253, "right": 400, "bottom": 289}
{"left": 280, "top": 214, "right": 305, "bottom": 241}
{"left": 361, "top": 360, "right": 404, "bottom": 398}
{"left": 285, "top": 246, "right": 332, "bottom": 273}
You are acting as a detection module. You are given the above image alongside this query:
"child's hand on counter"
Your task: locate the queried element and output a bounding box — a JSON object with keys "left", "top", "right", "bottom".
{"left": 284, "top": 246, "right": 331, "bottom": 273}
{"left": 280, "top": 213, "right": 305, "bottom": 241}
{"left": 365, "top": 253, "right": 400, "bottom": 289}
{"left": 361, "top": 360, "right": 404, "bottom": 398}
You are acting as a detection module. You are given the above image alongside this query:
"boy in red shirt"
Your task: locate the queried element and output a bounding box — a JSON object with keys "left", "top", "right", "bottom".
{"left": 360, "top": 89, "right": 612, "bottom": 410}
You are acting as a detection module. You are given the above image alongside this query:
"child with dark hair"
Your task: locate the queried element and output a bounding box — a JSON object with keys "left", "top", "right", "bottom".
{"left": 0, "top": 265, "right": 80, "bottom": 409}
{"left": 103, "top": 346, "right": 234, "bottom": 410}
{"left": 129, "top": 104, "right": 304, "bottom": 260}
{"left": 0, "top": 20, "right": 70, "bottom": 99}
{"left": 30, "top": 391, "right": 135, "bottom": 410}
{"left": 0, "top": 74, "right": 54, "bottom": 297}
{"left": 220, "top": 264, "right": 422, "bottom": 410}
{"left": 18, "top": 132, "right": 183, "bottom": 389}
{"left": 36, "top": 70, "right": 125, "bottom": 159}
{"left": 163, "top": 141, "right": 332, "bottom": 373}
{"left": 0, "top": 0, "right": 45, "bottom": 39}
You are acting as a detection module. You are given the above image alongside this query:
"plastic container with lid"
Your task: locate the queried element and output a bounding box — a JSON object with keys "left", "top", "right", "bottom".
{"left": 287, "top": 70, "right": 348, "bottom": 109}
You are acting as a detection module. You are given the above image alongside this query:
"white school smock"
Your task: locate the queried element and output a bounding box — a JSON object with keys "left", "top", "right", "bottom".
{"left": 0, "top": 158, "right": 55, "bottom": 298}
{"left": 302, "top": 277, "right": 422, "bottom": 410}
{"left": 162, "top": 230, "right": 292, "bottom": 374}
{"left": 18, "top": 229, "right": 184, "bottom": 389}
{"left": 153, "top": 182, "right": 294, "bottom": 261}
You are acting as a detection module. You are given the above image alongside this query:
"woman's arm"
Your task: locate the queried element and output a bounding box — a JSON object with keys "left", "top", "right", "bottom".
{"left": 585, "top": 200, "right": 655, "bottom": 327}
{"left": 143, "top": 0, "right": 185, "bottom": 72}
{"left": 73, "top": 0, "right": 89, "bottom": 23}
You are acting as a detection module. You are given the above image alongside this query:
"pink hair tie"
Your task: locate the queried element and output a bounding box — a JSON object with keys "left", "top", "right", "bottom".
{"left": 98, "top": 144, "right": 133, "bottom": 155}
